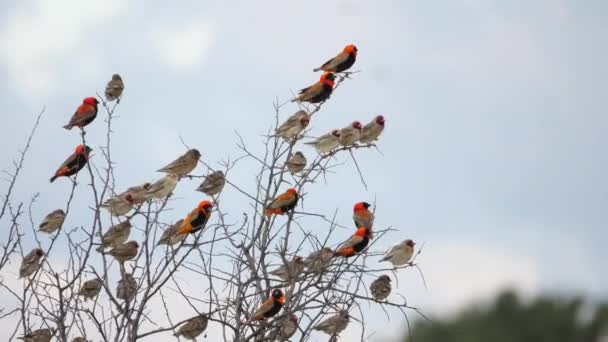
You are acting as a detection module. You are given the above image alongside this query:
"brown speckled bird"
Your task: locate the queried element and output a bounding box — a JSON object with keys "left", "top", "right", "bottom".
{"left": 276, "top": 110, "right": 310, "bottom": 139}
{"left": 270, "top": 256, "right": 304, "bottom": 281}
{"left": 196, "top": 170, "right": 226, "bottom": 196}
{"left": 250, "top": 289, "right": 285, "bottom": 321}
{"left": 147, "top": 174, "right": 178, "bottom": 199}
{"left": 63, "top": 97, "right": 99, "bottom": 130}
{"left": 370, "top": 275, "right": 392, "bottom": 301}
{"left": 49, "top": 145, "right": 92, "bottom": 183}
{"left": 122, "top": 182, "right": 151, "bottom": 205}
{"left": 38, "top": 209, "right": 65, "bottom": 234}
{"left": 339, "top": 121, "right": 362, "bottom": 147}
{"left": 380, "top": 239, "right": 416, "bottom": 267}
{"left": 274, "top": 314, "right": 298, "bottom": 341}
{"left": 173, "top": 314, "right": 208, "bottom": 340}
{"left": 304, "top": 247, "right": 333, "bottom": 274}
{"left": 314, "top": 44, "right": 358, "bottom": 73}
{"left": 175, "top": 200, "right": 213, "bottom": 235}
{"left": 157, "top": 149, "right": 201, "bottom": 177}
{"left": 265, "top": 188, "right": 298, "bottom": 215}
{"left": 104, "top": 240, "right": 139, "bottom": 263}
{"left": 17, "top": 328, "right": 54, "bottom": 342}
{"left": 313, "top": 311, "right": 350, "bottom": 336}
{"left": 305, "top": 129, "right": 341, "bottom": 154}
{"left": 359, "top": 115, "right": 385, "bottom": 144}
{"left": 157, "top": 219, "right": 187, "bottom": 246}
{"left": 116, "top": 273, "right": 137, "bottom": 301}
{"left": 286, "top": 152, "right": 307, "bottom": 175}
{"left": 105, "top": 74, "right": 124, "bottom": 102}
{"left": 334, "top": 227, "right": 371, "bottom": 258}
{"left": 19, "top": 248, "right": 44, "bottom": 278}
{"left": 72, "top": 337, "right": 89, "bottom": 342}
{"left": 78, "top": 278, "right": 103, "bottom": 300}
{"left": 100, "top": 193, "right": 134, "bottom": 216}
{"left": 96, "top": 220, "right": 132, "bottom": 252}
{"left": 292, "top": 72, "right": 336, "bottom": 103}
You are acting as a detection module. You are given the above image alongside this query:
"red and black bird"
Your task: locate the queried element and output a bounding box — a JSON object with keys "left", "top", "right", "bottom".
{"left": 176, "top": 200, "right": 214, "bottom": 235}
{"left": 292, "top": 72, "right": 336, "bottom": 103}
{"left": 334, "top": 227, "right": 372, "bottom": 258}
{"left": 50, "top": 144, "right": 92, "bottom": 182}
{"left": 250, "top": 289, "right": 285, "bottom": 321}
{"left": 314, "top": 44, "right": 358, "bottom": 73}
{"left": 265, "top": 188, "right": 298, "bottom": 215}
{"left": 63, "top": 97, "right": 99, "bottom": 130}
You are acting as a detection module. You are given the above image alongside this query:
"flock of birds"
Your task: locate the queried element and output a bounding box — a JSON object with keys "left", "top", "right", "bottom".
{"left": 16, "top": 44, "right": 417, "bottom": 342}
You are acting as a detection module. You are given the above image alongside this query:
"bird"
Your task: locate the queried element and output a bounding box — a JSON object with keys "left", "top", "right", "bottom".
{"left": 175, "top": 200, "right": 214, "bottom": 235}
{"left": 146, "top": 174, "right": 178, "bottom": 199}
{"left": 313, "top": 44, "right": 358, "bottom": 73}
{"left": 157, "top": 149, "right": 201, "bottom": 177}
{"left": 305, "top": 129, "right": 341, "bottom": 154}
{"left": 116, "top": 273, "right": 137, "bottom": 301}
{"left": 313, "top": 311, "right": 350, "bottom": 336}
{"left": 49, "top": 144, "right": 92, "bottom": 182}
{"left": 304, "top": 247, "right": 333, "bottom": 274}
{"left": 72, "top": 337, "right": 89, "bottom": 342}
{"left": 17, "top": 328, "right": 54, "bottom": 342}
{"left": 105, "top": 74, "right": 124, "bottom": 102}
{"left": 353, "top": 201, "right": 374, "bottom": 230}
{"left": 122, "top": 182, "right": 152, "bottom": 205}
{"left": 286, "top": 152, "right": 307, "bottom": 175}
{"left": 157, "top": 219, "right": 187, "bottom": 246}
{"left": 380, "top": 239, "right": 416, "bottom": 267}
{"left": 270, "top": 256, "right": 304, "bottom": 281}
{"left": 274, "top": 314, "right": 298, "bottom": 341}
{"left": 100, "top": 193, "right": 134, "bottom": 217}
{"left": 103, "top": 241, "right": 139, "bottom": 263}
{"left": 334, "top": 227, "right": 372, "bottom": 258}
{"left": 276, "top": 110, "right": 310, "bottom": 139}
{"left": 63, "top": 97, "right": 99, "bottom": 131}
{"left": 173, "top": 314, "right": 208, "bottom": 340}
{"left": 359, "top": 115, "right": 385, "bottom": 144}
{"left": 370, "top": 275, "right": 392, "bottom": 301}
{"left": 96, "top": 220, "right": 132, "bottom": 252}
{"left": 196, "top": 170, "right": 226, "bottom": 196}
{"left": 250, "top": 289, "right": 285, "bottom": 321}
{"left": 38, "top": 209, "right": 66, "bottom": 234}
{"left": 291, "top": 72, "right": 336, "bottom": 103}
{"left": 19, "top": 248, "right": 44, "bottom": 278}
{"left": 265, "top": 188, "right": 298, "bottom": 215}
{"left": 78, "top": 278, "right": 103, "bottom": 301}
{"left": 339, "top": 121, "right": 362, "bottom": 147}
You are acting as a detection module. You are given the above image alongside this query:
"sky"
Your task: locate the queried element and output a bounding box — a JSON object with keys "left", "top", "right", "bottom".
{"left": 0, "top": 0, "right": 607, "bottom": 341}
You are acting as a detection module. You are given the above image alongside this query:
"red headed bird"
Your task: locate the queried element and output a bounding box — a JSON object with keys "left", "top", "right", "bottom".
{"left": 292, "top": 72, "right": 336, "bottom": 103}
{"left": 334, "top": 227, "right": 372, "bottom": 257}
{"left": 63, "top": 97, "right": 99, "bottom": 130}
{"left": 249, "top": 289, "right": 285, "bottom": 321}
{"left": 353, "top": 202, "right": 374, "bottom": 229}
{"left": 175, "top": 200, "right": 214, "bottom": 235}
{"left": 265, "top": 188, "right": 298, "bottom": 215}
{"left": 314, "top": 44, "right": 358, "bottom": 73}
{"left": 49, "top": 144, "right": 92, "bottom": 182}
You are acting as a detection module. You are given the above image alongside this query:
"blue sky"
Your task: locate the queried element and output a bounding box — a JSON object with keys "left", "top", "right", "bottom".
{"left": 0, "top": 0, "right": 606, "bottom": 340}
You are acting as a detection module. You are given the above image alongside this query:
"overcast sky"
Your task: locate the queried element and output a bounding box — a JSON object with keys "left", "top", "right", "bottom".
{"left": 0, "top": 0, "right": 607, "bottom": 341}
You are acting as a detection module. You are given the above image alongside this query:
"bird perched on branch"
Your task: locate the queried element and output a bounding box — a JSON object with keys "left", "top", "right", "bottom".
{"left": 157, "top": 149, "right": 201, "bottom": 177}
{"left": 157, "top": 219, "right": 187, "bottom": 246}
{"left": 72, "top": 337, "right": 89, "bottom": 342}
{"left": 250, "top": 289, "right": 285, "bottom": 321}
{"left": 173, "top": 314, "right": 208, "bottom": 340}
{"left": 359, "top": 115, "right": 385, "bottom": 144}
{"left": 100, "top": 193, "right": 134, "bottom": 217}
{"left": 304, "top": 247, "right": 333, "bottom": 273}
{"left": 274, "top": 314, "right": 298, "bottom": 341}
{"left": 78, "top": 278, "right": 103, "bottom": 301}
{"left": 146, "top": 174, "right": 178, "bottom": 199}
{"left": 49, "top": 144, "right": 92, "bottom": 182}
{"left": 63, "top": 97, "right": 99, "bottom": 131}
{"left": 313, "top": 311, "right": 350, "bottom": 336}
{"left": 270, "top": 256, "right": 304, "bottom": 281}
{"left": 305, "top": 129, "right": 341, "bottom": 154}
{"left": 276, "top": 110, "right": 310, "bottom": 139}
{"left": 370, "top": 275, "right": 392, "bottom": 301}
{"left": 17, "top": 328, "right": 54, "bottom": 342}
{"left": 116, "top": 273, "right": 137, "bottom": 301}
{"left": 339, "top": 121, "right": 362, "bottom": 147}
{"left": 103, "top": 241, "right": 139, "bottom": 263}
{"left": 334, "top": 227, "right": 372, "bottom": 257}
{"left": 380, "top": 239, "right": 416, "bottom": 267}
{"left": 175, "top": 200, "right": 213, "bottom": 235}
{"left": 265, "top": 188, "right": 298, "bottom": 215}
{"left": 314, "top": 44, "right": 358, "bottom": 73}
{"left": 19, "top": 248, "right": 44, "bottom": 278}
{"left": 353, "top": 201, "right": 374, "bottom": 237}
{"left": 292, "top": 72, "right": 336, "bottom": 103}
{"left": 105, "top": 74, "right": 124, "bottom": 102}
{"left": 286, "top": 152, "right": 307, "bottom": 175}
{"left": 96, "top": 220, "right": 132, "bottom": 252}
{"left": 38, "top": 209, "right": 65, "bottom": 234}
{"left": 196, "top": 170, "right": 226, "bottom": 196}
{"left": 122, "top": 182, "right": 152, "bottom": 205}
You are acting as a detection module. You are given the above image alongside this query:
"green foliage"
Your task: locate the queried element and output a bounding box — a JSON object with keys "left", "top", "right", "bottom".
{"left": 406, "top": 290, "right": 608, "bottom": 342}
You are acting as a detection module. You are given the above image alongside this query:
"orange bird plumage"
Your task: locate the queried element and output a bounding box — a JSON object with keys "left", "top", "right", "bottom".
{"left": 63, "top": 97, "right": 99, "bottom": 130}
{"left": 291, "top": 73, "right": 336, "bottom": 103}
{"left": 176, "top": 200, "right": 213, "bottom": 235}
{"left": 264, "top": 188, "right": 298, "bottom": 215}
{"left": 250, "top": 289, "right": 285, "bottom": 321}
{"left": 353, "top": 201, "right": 374, "bottom": 231}
{"left": 50, "top": 144, "right": 92, "bottom": 182}
{"left": 334, "top": 227, "right": 372, "bottom": 257}
{"left": 314, "top": 44, "right": 358, "bottom": 73}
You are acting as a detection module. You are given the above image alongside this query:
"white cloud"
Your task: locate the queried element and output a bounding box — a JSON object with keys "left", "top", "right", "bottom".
{"left": 0, "top": 0, "right": 127, "bottom": 96}
{"left": 151, "top": 21, "right": 217, "bottom": 71}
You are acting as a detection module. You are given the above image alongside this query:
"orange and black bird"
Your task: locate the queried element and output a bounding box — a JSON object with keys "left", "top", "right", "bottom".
{"left": 334, "top": 227, "right": 372, "bottom": 258}
{"left": 353, "top": 202, "right": 374, "bottom": 229}
{"left": 63, "top": 96, "right": 99, "bottom": 130}
{"left": 175, "top": 200, "right": 214, "bottom": 235}
{"left": 264, "top": 188, "right": 298, "bottom": 215}
{"left": 50, "top": 144, "right": 92, "bottom": 182}
{"left": 249, "top": 289, "right": 285, "bottom": 321}
{"left": 292, "top": 72, "right": 336, "bottom": 103}
{"left": 313, "top": 44, "right": 358, "bottom": 73}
